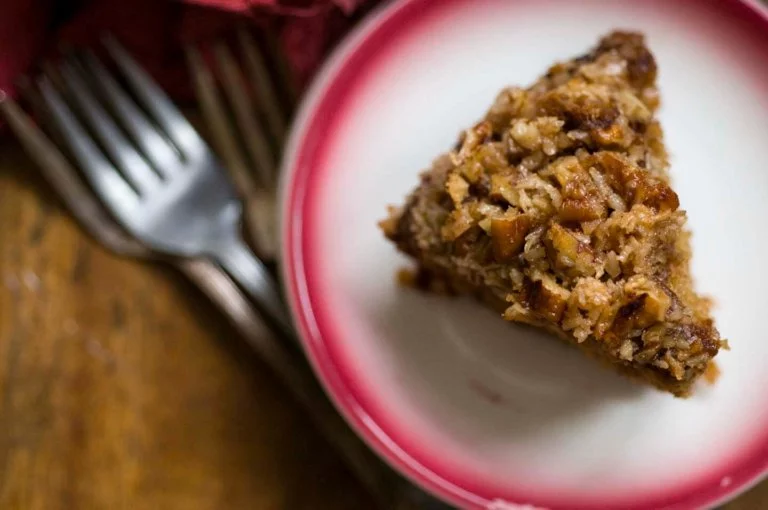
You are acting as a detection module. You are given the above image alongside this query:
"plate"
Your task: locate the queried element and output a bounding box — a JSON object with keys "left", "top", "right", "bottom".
{"left": 279, "top": 0, "right": 768, "bottom": 508}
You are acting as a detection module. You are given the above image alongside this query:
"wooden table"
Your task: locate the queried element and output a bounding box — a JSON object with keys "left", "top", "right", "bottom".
{"left": 0, "top": 137, "right": 764, "bottom": 509}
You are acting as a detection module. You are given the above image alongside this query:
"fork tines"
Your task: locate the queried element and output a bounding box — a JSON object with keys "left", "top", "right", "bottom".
{"left": 184, "top": 28, "right": 295, "bottom": 261}
{"left": 22, "top": 32, "right": 289, "bottom": 262}
{"left": 35, "top": 44, "right": 202, "bottom": 214}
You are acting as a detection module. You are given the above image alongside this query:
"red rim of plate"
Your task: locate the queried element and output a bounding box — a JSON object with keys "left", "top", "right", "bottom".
{"left": 280, "top": 0, "right": 768, "bottom": 508}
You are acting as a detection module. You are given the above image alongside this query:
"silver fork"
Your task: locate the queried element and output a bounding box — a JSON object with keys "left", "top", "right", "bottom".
{"left": 184, "top": 28, "right": 295, "bottom": 263}
{"left": 36, "top": 38, "right": 292, "bottom": 337}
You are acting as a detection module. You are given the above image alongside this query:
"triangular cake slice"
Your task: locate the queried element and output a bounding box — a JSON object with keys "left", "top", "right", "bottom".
{"left": 381, "top": 31, "right": 724, "bottom": 396}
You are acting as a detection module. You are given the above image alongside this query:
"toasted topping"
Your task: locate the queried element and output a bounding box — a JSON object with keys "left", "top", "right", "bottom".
{"left": 487, "top": 87, "right": 527, "bottom": 131}
{"left": 491, "top": 214, "right": 533, "bottom": 262}
{"left": 458, "top": 121, "right": 493, "bottom": 161}
{"left": 508, "top": 117, "right": 565, "bottom": 153}
{"left": 457, "top": 143, "right": 509, "bottom": 184}
{"left": 545, "top": 223, "right": 596, "bottom": 277}
{"left": 635, "top": 180, "right": 680, "bottom": 212}
{"left": 596, "top": 31, "right": 658, "bottom": 90}
{"left": 441, "top": 207, "right": 475, "bottom": 241}
{"left": 446, "top": 173, "right": 470, "bottom": 206}
{"left": 704, "top": 362, "right": 720, "bottom": 384}
{"left": 607, "top": 277, "right": 672, "bottom": 341}
{"left": 592, "top": 116, "right": 635, "bottom": 148}
{"left": 619, "top": 339, "right": 635, "bottom": 360}
{"left": 528, "top": 274, "right": 571, "bottom": 323}
{"left": 539, "top": 85, "right": 618, "bottom": 134}
{"left": 624, "top": 275, "right": 671, "bottom": 322}
{"left": 591, "top": 152, "right": 679, "bottom": 211}
{"left": 382, "top": 30, "right": 724, "bottom": 395}
{"left": 379, "top": 206, "right": 402, "bottom": 239}
{"left": 609, "top": 294, "right": 651, "bottom": 337}
{"left": 561, "top": 277, "right": 617, "bottom": 342}
{"left": 453, "top": 225, "right": 485, "bottom": 258}
{"left": 490, "top": 173, "right": 518, "bottom": 205}
{"left": 552, "top": 157, "right": 607, "bottom": 222}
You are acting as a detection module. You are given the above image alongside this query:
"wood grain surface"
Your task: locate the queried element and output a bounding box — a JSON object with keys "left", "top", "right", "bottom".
{"left": 0, "top": 135, "right": 764, "bottom": 510}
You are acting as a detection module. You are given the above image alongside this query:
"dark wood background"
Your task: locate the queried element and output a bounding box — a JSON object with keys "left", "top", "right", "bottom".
{"left": 0, "top": 135, "right": 764, "bottom": 509}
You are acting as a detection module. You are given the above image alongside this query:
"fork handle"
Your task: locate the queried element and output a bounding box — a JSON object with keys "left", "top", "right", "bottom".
{"left": 210, "top": 235, "right": 294, "bottom": 337}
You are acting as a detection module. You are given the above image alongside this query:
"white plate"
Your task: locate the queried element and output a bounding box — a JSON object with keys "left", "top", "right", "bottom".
{"left": 280, "top": 0, "right": 768, "bottom": 508}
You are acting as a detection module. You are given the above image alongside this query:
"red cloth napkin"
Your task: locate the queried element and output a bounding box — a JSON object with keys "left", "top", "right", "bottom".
{"left": 0, "top": 0, "right": 375, "bottom": 102}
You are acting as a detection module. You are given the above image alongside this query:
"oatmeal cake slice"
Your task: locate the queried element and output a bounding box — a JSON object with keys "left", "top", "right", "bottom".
{"left": 381, "top": 31, "right": 724, "bottom": 396}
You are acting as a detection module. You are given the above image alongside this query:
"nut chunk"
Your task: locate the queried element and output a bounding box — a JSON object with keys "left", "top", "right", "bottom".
{"left": 381, "top": 31, "right": 725, "bottom": 397}
{"left": 491, "top": 215, "right": 533, "bottom": 262}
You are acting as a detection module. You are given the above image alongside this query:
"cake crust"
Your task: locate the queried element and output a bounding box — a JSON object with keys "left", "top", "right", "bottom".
{"left": 381, "top": 31, "right": 725, "bottom": 397}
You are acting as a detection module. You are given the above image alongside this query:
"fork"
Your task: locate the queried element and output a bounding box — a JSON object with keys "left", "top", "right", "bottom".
{"left": 35, "top": 38, "right": 292, "bottom": 338}
{"left": 184, "top": 29, "right": 294, "bottom": 262}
